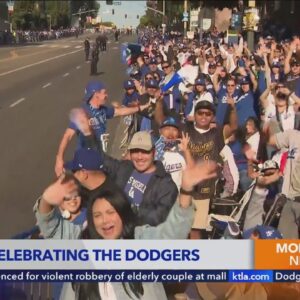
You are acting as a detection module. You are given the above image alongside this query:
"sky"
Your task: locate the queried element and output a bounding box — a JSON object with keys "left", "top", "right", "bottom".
{"left": 98, "top": 1, "right": 146, "bottom": 28}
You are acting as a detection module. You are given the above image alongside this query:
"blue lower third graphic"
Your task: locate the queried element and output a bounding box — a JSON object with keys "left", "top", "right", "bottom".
{"left": 229, "top": 270, "right": 273, "bottom": 282}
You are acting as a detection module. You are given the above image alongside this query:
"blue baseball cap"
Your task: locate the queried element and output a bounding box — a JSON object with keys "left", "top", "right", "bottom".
{"left": 84, "top": 80, "right": 106, "bottom": 102}
{"left": 145, "top": 79, "right": 159, "bottom": 89}
{"left": 243, "top": 225, "right": 282, "bottom": 239}
{"left": 240, "top": 77, "right": 250, "bottom": 85}
{"left": 160, "top": 117, "right": 180, "bottom": 129}
{"left": 271, "top": 62, "right": 281, "bottom": 68}
{"left": 194, "top": 78, "right": 206, "bottom": 86}
{"left": 124, "top": 80, "right": 135, "bottom": 89}
{"left": 149, "top": 58, "right": 157, "bottom": 65}
{"left": 64, "top": 148, "right": 104, "bottom": 172}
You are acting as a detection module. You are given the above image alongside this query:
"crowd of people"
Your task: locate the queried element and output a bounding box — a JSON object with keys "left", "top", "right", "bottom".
{"left": 0, "top": 27, "right": 83, "bottom": 45}
{"left": 16, "top": 26, "right": 300, "bottom": 299}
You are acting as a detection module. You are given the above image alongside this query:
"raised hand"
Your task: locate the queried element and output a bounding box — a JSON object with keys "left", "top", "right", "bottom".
{"left": 69, "top": 108, "right": 91, "bottom": 136}
{"left": 42, "top": 175, "right": 79, "bottom": 207}
{"left": 178, "top": 131, "right": 190, "bottom": 153}
{"left": 181, "top": 160, "right": 218, "bottom": 192}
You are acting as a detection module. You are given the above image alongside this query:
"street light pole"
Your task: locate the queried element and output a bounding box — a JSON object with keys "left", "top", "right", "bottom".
{"left": 183, "top": 0, "right": 188, "bottom": 37}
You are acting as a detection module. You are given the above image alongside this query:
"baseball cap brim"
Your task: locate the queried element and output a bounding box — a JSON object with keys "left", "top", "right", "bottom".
{"left": 127, "top": 144, "right": 153, "bottom": 151}
{"left": 64, "top": 160, "right": 78, "bottom": 172}
{"left": 194, "top": 101, "right": 216, "bottom": 114}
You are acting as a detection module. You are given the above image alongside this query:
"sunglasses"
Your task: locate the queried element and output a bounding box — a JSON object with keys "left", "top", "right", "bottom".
{"left": 196, "top": 111, "right": 213, "bottom": 117}
{"left": 145, "top": 77, "right": 153, "bottom": 80}
{"left": 227, "top": 84, "right": 235, "bottom": 87}
{"left": 162, "top": 65, "right": 170, "bottom": 69}
{"left": 63, "top": 194, "right": 80, "bottom": 201}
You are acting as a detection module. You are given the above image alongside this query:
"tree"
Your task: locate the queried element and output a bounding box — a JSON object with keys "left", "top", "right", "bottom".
{"left": 71, "top": 0, "right": 100, "bottom": 27}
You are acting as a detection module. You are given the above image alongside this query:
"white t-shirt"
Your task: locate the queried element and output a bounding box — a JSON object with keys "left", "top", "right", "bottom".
{"left": 162, "top": 151, "right": 186, "bottom": 190}
{"left": 247, "top": 131, "right": 260, "bottom": 159}
{"left": 265, "top": 105, "right": 295, "bottom": 131}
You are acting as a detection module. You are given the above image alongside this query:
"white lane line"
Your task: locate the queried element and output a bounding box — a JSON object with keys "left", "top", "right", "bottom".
{"left": 112, "top": 47, "right": 118, "bottom": 50}
{"left": 0, "top": 49, "right": 82, "bottom": 77}
{"left": 42, "top": 82, "right": 52, "bottom": 88}
{"left": 76, "top": 65, "right": 81, "bottom": 69}
{"left": 63, "top": 72, "right": 69, "bottom": 77}
{"left": 63, "top": 45, "right": 70, "bottom": 49}
{"left": 37, "top": 44, "right": 47, "bottom": 48}
{"left": 75, "top": 45, "right": 82, "bottom": 49}
{"left": 50, "top": 45, "right": 59, "bottom": 48}
{"left": 10, "top": 97, "right": 25, "bottom": 108}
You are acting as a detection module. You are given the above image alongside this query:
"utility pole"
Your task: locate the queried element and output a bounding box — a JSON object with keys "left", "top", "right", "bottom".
{"left": 146, "top": 1, "right": 166, "bottom": 34}
{"left": 183, "top": 0, "right": 188, "bottom": 37}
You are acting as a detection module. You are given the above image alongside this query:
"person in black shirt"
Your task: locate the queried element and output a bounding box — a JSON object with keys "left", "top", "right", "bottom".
{"left": 64, "top": 148, "right": 116, "bottom": 207}
{"left": 185, "top": 100, "right": 237, "bottom": 239}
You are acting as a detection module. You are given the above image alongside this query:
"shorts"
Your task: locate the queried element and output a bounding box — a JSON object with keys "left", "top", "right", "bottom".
{"left": 192, "top": 198, "right": 210, "bottom": 229}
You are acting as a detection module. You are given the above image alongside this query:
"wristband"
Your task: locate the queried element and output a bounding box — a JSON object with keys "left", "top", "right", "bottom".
{"left": 180, "top": 187, "right": 194, "bottom": 196}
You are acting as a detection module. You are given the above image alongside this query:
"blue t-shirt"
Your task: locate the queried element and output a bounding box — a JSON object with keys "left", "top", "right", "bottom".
{"left": 122, "top": 91, "right": 139, "bottom": 106}
{"left": 216, "top": 87, "right": 240, "bottom": 125}
{"left": 124, "top": 170, "right": 153, "bottom": 207}
{"left": 69, "top": 103, "right": 114, "bottom": 148}
{"left": 235, "top": 91, "right": 257, "bottom": 126}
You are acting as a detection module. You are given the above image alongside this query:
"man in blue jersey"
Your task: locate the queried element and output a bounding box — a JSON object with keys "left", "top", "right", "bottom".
{"left": 55, "top": 80, "right": 149, "bottom": 177}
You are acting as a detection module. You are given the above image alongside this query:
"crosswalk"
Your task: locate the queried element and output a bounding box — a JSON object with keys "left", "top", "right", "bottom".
{"left": 36, "top": 41, "right": 117, "bottom": 50}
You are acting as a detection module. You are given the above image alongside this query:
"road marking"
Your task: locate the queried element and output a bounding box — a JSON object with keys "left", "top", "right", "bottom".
{"left": 76, "top": 65, "right": 81, "bottom": 69}
{"left": 86, "top": 61, "right": 90, "bottom": 64}
{"left": 63, "top": 72, "right": 69, "bottom": 77}
{"left": 75, "top": 45, "right": 82, "bottom": 49}
{"left": 112, "top": 47, "right": 118, "bottom": 50}
{"left": 37, "top": 44, "right": 47, "bottom": 47}
{"left": 50, "top": 45, "right": 59, "bottom": 48}
{"left": 42, "top": 82, "right": 52, "bottom": 88}
{"left": 10, "top": 97, "right": 25, "bottom": 108}
{"left": 0, "top": 49, "right": 82, "bottom": 77}
{"left": 63, "top": 45, "right": 70, "bottom": 48}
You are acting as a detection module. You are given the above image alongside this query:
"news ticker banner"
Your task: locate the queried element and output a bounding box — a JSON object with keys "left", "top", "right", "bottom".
{"left": 1, "top": 269, "right": 300, "bottom": 283}
{"left": 1, "top": 240, "right": 300, "bottom": 269}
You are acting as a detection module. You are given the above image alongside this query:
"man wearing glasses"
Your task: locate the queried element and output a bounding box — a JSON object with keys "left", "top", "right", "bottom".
{"left": 185, "top": 101, "right": 237, "bottom": 239}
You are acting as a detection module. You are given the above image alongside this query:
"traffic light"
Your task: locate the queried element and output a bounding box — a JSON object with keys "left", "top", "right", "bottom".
{"left": 112, "top": 9, "right": 114, "bottom": 15}
{"left": 106, "top": 0, "right": 113, "bottom": 5}
{"left": 125, "top": 14, "right": 127, "bottom": 19}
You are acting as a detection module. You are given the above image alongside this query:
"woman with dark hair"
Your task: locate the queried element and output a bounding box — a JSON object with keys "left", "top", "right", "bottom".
{"left": 34, "top": 160, "right": 217, "bottom": 300}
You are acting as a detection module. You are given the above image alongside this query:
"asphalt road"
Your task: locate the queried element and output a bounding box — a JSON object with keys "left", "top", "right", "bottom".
{"left": 0, "top": 33, "right": 135, "bottom": 238}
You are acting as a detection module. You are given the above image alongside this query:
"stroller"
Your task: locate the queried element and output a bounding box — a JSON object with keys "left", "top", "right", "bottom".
{"left": 207, "top": 182, "right": 256, "bottom": 239}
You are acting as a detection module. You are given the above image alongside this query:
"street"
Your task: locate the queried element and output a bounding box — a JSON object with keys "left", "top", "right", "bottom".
{"left": 0, "top": 33, "right": 132, "bottom": 238}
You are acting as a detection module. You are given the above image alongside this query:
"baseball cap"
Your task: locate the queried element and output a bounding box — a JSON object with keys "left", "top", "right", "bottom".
{"left": 240, "top": 77, "right": 250, "bottom": 85}
{"left": 243, "top": 225, "right": 282, "bottom": 239}
{"left": 128, "top": 131, "right": 154, "bottom": 151}
{"left": 271, "top": 62, "right": 281, "bottom": 68}
{"left": 194, "top": 100, "right": 216, "bottom": 114}
{"left": 64, "top": 148, "right": 104, "bottom": 172}
{"left": 194, "top": 78, "right": 206, "bottom": 86}
{"left": 160, "top": 117, "right": 180, "bottom": 130}
{"left": 149, "top": 58, "right": 157, "bottom": 65}
{"left": 124, "top": 79, "right": 135, "bottom": 89}
{"left": 84, "top": 80, "right": 106, "bottom": 102}
{"left": 261, "top": 160, "right": 279, "bottom": 172}
{"left": 145, "top": 79, "right": 159, "bottom": 89}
